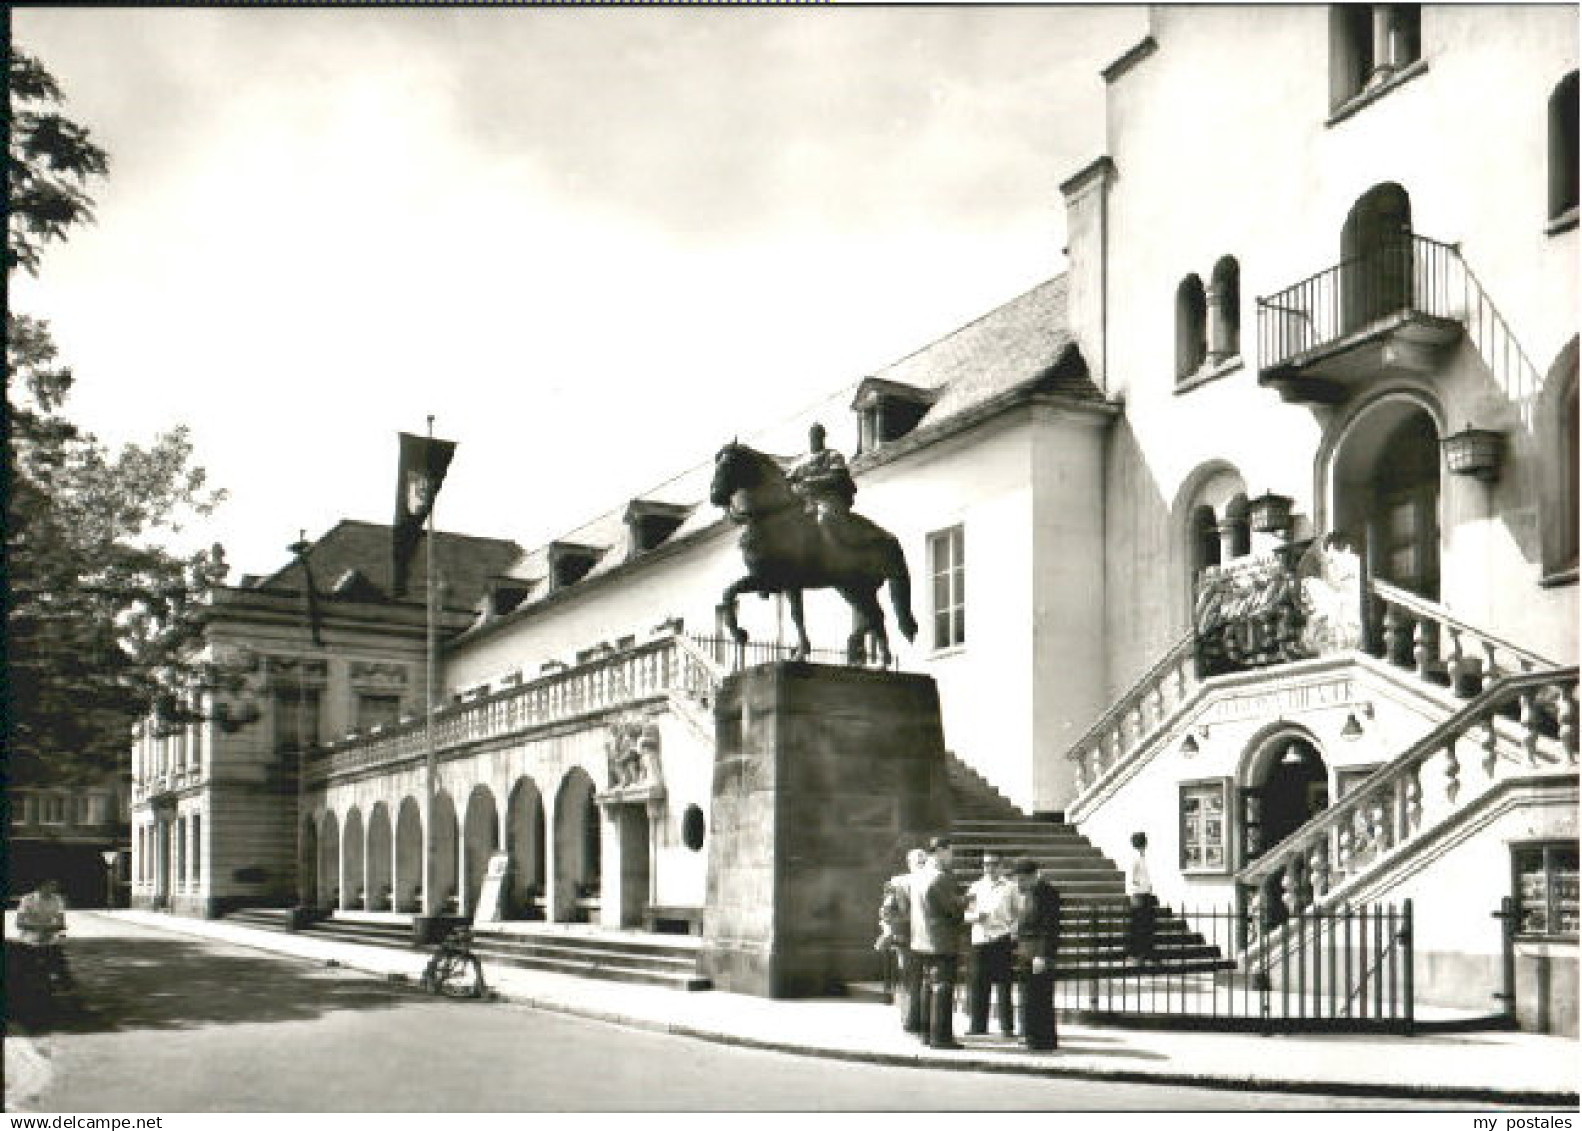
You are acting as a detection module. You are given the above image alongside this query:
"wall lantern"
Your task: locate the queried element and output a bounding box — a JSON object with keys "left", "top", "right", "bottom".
{"left": 1248, "top": 492, "right": 1295, "bottom": 533}
{"left": 1441, "top": 426, "right": 1505, "bottom": 482}
{"left": 1179, "top": 732, "right": 1200, "bottom": 756}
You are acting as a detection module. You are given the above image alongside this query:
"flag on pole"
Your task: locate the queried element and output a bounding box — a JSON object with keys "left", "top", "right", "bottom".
{"left": 391, "top": 431, "right": 456, "bottom": 599}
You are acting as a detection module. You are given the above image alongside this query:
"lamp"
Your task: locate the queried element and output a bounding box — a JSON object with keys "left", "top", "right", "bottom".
{"left": 1249, "top": 492, "right": 1295, "bottom": 534}
{"left": 1340, "top": 712, "right": 1364, "bottom": 740}
{"left": 1441, "top": 425, "right": 1505, "bottom": 482}
{"left": 1180, "top": 732, "right": 1200, "bottom": 756}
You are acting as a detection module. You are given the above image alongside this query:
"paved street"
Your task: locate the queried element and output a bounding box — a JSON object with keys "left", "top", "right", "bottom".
{"left": 4, "top": 913, "right": 1507, "bottom": 1113}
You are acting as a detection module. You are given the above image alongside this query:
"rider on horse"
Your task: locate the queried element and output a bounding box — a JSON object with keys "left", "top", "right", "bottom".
{"left": 789, "top": 423, "right": 860, "bottom": 545}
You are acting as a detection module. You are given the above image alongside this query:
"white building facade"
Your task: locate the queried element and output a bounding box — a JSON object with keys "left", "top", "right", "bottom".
{"left": 134, "top": 5, "right": 1577, "bottom": 1033}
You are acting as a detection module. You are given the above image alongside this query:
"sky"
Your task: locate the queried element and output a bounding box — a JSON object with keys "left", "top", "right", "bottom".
{"left": 13, "top": 4, "right": 1147, "bottom": 582}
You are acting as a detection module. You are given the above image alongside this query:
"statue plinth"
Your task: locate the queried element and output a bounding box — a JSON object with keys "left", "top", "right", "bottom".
{"left": 699, "top": 662, "right": 950, "bottom": 998}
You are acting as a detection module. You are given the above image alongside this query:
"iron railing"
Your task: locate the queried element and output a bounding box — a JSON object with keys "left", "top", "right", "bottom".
{"left": 1257, "top": 234, "right": 1462, "bottom": 372}
{"left": 1051, "top": 900, "right": 1417, "bottom": 1033}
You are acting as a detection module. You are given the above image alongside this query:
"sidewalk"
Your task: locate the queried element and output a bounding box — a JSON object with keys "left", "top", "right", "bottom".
{"left": 107, "top": 910, "right": 1577, "bottom": 1106}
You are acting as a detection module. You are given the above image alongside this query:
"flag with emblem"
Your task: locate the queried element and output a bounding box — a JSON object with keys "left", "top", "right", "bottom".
{"left": 391, "top": 431, "right": 457, "bottom": 599}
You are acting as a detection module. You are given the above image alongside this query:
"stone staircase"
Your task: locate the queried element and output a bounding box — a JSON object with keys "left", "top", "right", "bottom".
{"left": 223, "top": 907, "right": 711, "bottom": 991}
{"left": 939, "top": 756, "right": 1231, "bottom": 979}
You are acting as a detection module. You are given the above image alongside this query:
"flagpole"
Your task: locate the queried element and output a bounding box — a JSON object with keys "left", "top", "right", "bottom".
{"left": 423, "top": 414, "right": 438, "bottom": 921}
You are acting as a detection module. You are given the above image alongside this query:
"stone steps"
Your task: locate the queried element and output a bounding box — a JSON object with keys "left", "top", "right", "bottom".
{"left": 944, "top": 764, "right": 1235, "bottom": 984}
{"left": 221, "top": 909, "right": 712, "bottom": 991}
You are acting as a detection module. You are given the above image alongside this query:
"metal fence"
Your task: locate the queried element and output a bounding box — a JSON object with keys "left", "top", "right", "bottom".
{"left": 1257, "top": 234, "right": 1461, "bottom": 373}
{"left": 688, "top": 633, "right": 865, "bottom": 671}
{"left": 1050, "top": 900, "right": 1417, "bottom": 1034}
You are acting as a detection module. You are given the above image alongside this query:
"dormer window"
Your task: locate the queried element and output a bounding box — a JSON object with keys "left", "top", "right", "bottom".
{"left": 851, "top": 378, "right": 936, "bottom": 454}
{"left": 547, "top": 542, "right": 603, "bottom": 591}
{"left": 483, "top": 576, "right": 535, "bottom": 617}
{"left": 623, "top": 500, "right": 690, "bottom": 557}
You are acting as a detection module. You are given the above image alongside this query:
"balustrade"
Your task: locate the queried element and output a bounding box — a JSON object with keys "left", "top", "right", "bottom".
{"left": 303, "top": 633, "right": 734, "bottom": 784}
{"left": 1238, "top": 667, "right": 1578, "bottom": 918}
{"left": 1067, "top": 634, "right": 1197, "bottom": 798}
{"left": 1366, "top": 580, "right": 1550, "bottom": 697}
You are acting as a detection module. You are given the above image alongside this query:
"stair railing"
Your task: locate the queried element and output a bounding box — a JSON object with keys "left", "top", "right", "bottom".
{"left": 1366, "top": 579, "right": 1555, "bottom": 695}
{"left": 1237, "top": 666, "right": 1578, "bottom": 919}
{"left": 1068, "top": 632, "right": 1197, "bottom": 796}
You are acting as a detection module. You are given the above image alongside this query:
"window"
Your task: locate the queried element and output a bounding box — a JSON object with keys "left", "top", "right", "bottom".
{"left": 1175, "top": 274, "right": 1207, "bottom": 380}
{"left": 41, "top": 795, "right": 66, "bottom": 825}
{"left": 357, "top": 693, "right": 402, "bottom": 732}
{"left": 1331, "top": 4, "right": 1422, "bottom": 111}
{"left": 177, "top": 817, "right": 188, "bottom": 884}
{"left": 1209, "top": 257, "right": 1241, "bottom": 363}
{"left": 1540, "top": 340, "right": 1578, "bottom": 582}
{"left": 548, "top": 542, "right": 602, "bottom": 590}
{"left": 1180, "top": 779, "right": 1231, "bottom": 873}
{"left": 192, "top": 814, "right": 202, "bottom": 882}
{"left": 1222, "top": 494, "right": 1251, "bottom": 559}
{"left": 928, "top": 526, "right": 966, "bottom": 650}
{"left": 274, "top": 688, "right": 321, "bottom": 755}
{"left": 1551, "top": 72, "right": 1579, "bottom": 229}
{"left": 1513, "top": 842, "right": 1579, "bottom": 937}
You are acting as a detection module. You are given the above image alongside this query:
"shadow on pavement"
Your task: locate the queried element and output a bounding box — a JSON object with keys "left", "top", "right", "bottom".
{"left": 5, "top": 935, "right": 419, "bottom": 1036}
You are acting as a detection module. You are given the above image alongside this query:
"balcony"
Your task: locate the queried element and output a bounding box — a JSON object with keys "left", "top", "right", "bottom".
{"left": 1257, "top": 235, "right": 1465, "bottom": 405}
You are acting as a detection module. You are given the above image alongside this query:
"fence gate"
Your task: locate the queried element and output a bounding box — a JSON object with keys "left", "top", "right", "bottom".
{"left": 1053, "top": 899, "right": 1417, "bottom": 1034}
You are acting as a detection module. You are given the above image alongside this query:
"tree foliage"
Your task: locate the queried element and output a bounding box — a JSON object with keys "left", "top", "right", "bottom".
{"left": 7, "top": 47, "right": 232, "bottom": 785}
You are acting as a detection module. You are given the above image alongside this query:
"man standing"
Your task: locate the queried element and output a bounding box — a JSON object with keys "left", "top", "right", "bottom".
{"left": 877, "top": 847, "right": 928, "bottom": 1033}
{"left": 1013, "top": 860, "right": 1061, "bottom": 1051}
{"left": 909, "top": 835, "right": 965, "bottom": 1050}
{"left": 1126, "top": 831, "right": 1156, "bottom": 965}
{"left": 964, "top": 851, "right": 1020, "bottom": 1037}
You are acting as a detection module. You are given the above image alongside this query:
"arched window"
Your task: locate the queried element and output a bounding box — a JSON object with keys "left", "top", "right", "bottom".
{"left": 1549, "top": 72, "right": 1579, "bottom": 226}
{"left": 1176, "top": 274, "right": 1207, "bottom": 381}
{"left": 1192, "top": 505, "right": 1222, "bottom": 574}
{"left": 1209, "top": 256, "right": 1241, "bottom": 364}
{"left": 1223, "top": 494, "right": 1252, "bottom": 560}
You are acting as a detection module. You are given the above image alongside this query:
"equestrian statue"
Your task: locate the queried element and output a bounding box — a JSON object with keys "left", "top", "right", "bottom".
{"left": 710, "top": 423, "right": 918, "bottom": 666}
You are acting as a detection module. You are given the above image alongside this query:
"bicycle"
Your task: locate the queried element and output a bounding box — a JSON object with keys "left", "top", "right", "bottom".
{"left": 420, "top": 925, "right": 488, "bottom": 999}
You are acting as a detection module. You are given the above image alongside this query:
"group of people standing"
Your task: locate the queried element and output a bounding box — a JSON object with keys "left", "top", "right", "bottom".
{"left": 876, "top": 837, "right": 1060, "bottom": 1052}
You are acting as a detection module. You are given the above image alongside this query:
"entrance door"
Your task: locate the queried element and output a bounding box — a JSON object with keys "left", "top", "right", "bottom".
{"left": 1364, "top": 411, "right": 1441, "bottom": 601}
{"left": 616, "top": 807, "right": 652, "bottom": 929}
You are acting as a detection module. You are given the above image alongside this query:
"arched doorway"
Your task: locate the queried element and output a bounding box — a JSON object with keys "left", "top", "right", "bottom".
{"left": 506, "top": 777, "right": 547, "bottom": 920}
{"left": 367, "top": 802, "right": 393, "bottom": 911}
{"left": 461, "top": 785, "right": 500, "bottom": 918}
{"left": 318, "top": 811, "right": 340, "bottom": 912}
{"left": 1341, "top": 182, "right": 1413, "bottom": 331}
{"left": 430, "top": 792, "right": 459, "bottom": 914}
{"left": 1331, "top": 398, "right": 1441, "bottom": 601}
{"left": 553, "top": 768, "right": 601, "bottom": 922}
{"left": 393, "top": 797, "right": 423, "bottom": 913}
{"left": 1242, "top": 731, "right": 1331, "bottom": 925}
{"left": 342, "top": 807, "right": 365, "bottom": 911}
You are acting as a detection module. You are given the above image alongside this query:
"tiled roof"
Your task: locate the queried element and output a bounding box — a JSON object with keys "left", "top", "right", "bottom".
{"left": 255, "top": 520, "right": 522, "bottom": 610}
{"left": 470, "top": 273, "right": 1110, "bottom": 632}
{"left": 866, "top": 275, "right": 1103, "bottom": 425}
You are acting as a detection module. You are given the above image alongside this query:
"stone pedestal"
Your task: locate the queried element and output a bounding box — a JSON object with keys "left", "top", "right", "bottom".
{"left": 700, "top": 663, "right": 950, "bottom": 998}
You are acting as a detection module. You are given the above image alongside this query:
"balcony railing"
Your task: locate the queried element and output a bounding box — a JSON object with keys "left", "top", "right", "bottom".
{"left": 1257, "top": 234, "right": 1464, "bottom": 374}
{"left": 303, "top": 632, "right": 848, "bottom": 784}
{"left": 1258, "top": 234, "right": 1543, "bottom": 421}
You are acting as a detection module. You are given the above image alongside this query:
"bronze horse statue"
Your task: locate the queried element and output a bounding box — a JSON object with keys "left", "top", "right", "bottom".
{"left": 710, "top": 441, "right": 917, "bottom": 665}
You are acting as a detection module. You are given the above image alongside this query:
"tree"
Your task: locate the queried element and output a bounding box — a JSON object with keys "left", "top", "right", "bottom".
{"left": 7, "top": 46, "right": 232, "bottom": 784}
